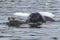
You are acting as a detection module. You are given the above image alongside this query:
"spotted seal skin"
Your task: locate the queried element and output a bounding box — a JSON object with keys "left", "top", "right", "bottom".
{"left": 26, "top": 12, "right": 46, "bottom": 23}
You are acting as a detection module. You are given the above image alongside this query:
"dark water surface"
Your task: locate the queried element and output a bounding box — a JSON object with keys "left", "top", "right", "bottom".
{"left": 0, "top": 0, "right": 60, "bottom": 40}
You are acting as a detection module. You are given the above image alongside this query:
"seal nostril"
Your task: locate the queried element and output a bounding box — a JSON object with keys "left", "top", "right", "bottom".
{"left": 12, "top": 17, "right": 15, "bottom": 20}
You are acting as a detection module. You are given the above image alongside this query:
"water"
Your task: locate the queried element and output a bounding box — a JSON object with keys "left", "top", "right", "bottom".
{"left": 0, "top": 0, "right": 60, "bottom": 40}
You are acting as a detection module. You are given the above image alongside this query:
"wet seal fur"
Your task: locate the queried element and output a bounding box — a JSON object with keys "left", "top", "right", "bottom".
{"left": 26, "top": 12, "right": 46, "bottom": 23}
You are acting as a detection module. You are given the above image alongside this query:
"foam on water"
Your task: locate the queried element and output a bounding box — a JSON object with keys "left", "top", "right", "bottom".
{"left": 39, "top": 12, "right": 55, "bottom": 18}
{"left": 14, "top": 12, "right": 30, "bottom": 17}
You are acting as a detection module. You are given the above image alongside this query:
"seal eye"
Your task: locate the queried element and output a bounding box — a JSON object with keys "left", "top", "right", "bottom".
{"left": 8, "top": 17, "right": 15, "bottom": 21}
{"left": 8, "top": 17, "right": 10, "bottom": 20}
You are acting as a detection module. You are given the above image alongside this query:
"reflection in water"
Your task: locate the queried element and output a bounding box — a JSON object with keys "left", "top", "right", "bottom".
{"left": 7, "top": 22, "right": 21, "bottom": 27}
{"left": 29, "top": 24, "right": 42, "bottom": 28}
{"left": 7, "top": 22, "right": 42, "bottom": 28}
